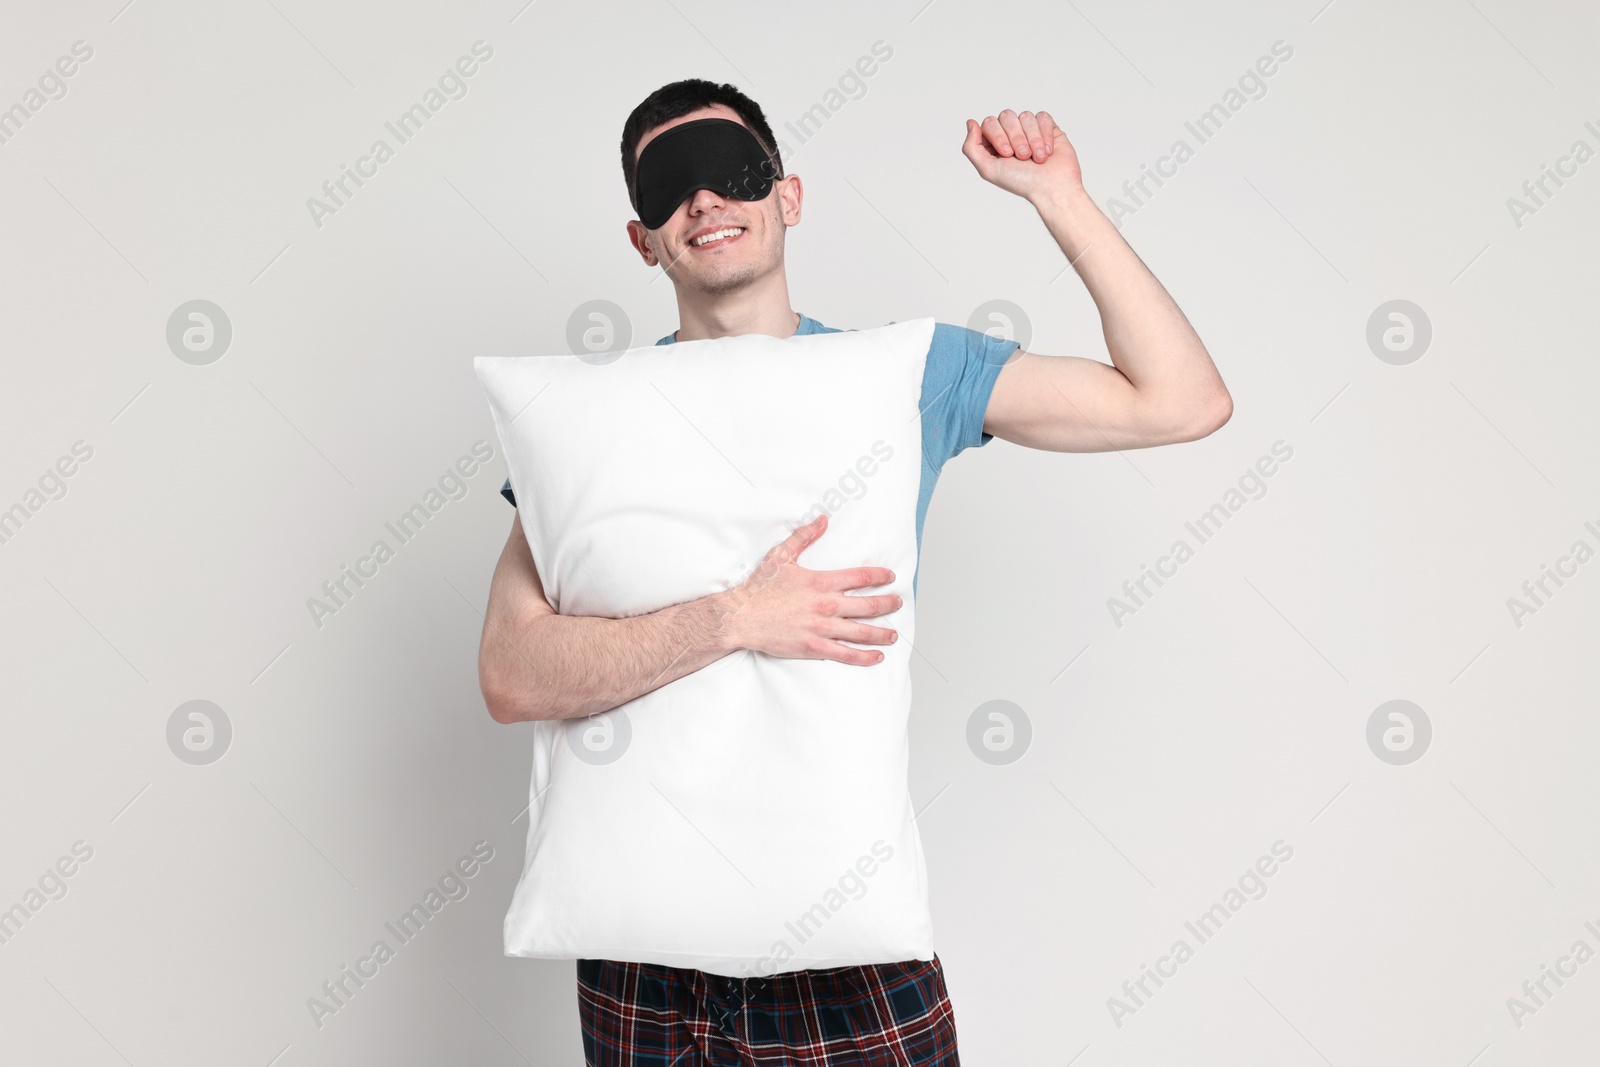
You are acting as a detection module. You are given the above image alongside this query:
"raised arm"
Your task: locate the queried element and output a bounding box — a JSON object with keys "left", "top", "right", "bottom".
{"left": 477, "top": 512, "right": 903, "bottom": 723}
{"left": 962, "top": 109, "right": 1232, "bottom": 452}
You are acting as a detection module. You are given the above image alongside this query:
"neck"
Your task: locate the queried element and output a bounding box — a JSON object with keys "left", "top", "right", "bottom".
{"left": 671, "top": 272, "right": 800, "bottom": 342}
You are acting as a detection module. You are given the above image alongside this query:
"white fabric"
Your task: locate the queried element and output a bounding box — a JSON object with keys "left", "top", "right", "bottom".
{"left": 474, "top": 318, "right": 936, "bottom": 977}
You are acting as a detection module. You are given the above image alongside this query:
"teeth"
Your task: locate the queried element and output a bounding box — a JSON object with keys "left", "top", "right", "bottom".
{"left": 692, "top": 227, "right": 743, "bottom": 246}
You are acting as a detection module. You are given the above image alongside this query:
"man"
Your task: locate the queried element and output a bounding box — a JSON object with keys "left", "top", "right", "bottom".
{"left": 478, "top": 79, "right": 1230, "bottom": 1066}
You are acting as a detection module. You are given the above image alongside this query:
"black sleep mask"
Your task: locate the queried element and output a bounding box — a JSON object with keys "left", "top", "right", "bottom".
{"left": 633, "top": 117, "right": 778, "bottom": 229}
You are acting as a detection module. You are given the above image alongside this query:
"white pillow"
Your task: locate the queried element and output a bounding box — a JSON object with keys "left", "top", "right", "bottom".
{"left": 475, "top": 317, "right": 935, "bottom": 977}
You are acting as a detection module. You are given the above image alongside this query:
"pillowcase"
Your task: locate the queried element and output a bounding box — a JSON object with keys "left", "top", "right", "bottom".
{"left": 474, "top": 317, "right": 936, "bottom": 977}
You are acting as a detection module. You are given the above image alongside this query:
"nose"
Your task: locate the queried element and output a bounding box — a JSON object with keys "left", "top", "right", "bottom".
{"left": 686, "top": 186, "right": 729, "bottom": 214}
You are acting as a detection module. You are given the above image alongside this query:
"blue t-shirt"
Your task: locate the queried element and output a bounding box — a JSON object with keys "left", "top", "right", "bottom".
{"left": 500, "top": 313, "right": 1018, "bottom": 596}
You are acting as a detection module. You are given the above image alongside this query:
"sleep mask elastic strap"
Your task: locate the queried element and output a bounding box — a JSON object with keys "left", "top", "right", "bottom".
{"left": 633, "top": 117, "right": 777, "bottom": 229}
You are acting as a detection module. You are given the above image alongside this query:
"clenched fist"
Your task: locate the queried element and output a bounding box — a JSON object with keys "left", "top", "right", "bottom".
{"left": 962, "top": 109, "right": 1083, "bottom": 203}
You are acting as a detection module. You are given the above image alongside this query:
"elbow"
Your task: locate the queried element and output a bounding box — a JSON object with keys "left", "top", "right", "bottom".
{"left": 1198, "top": 387, "right": 1233, "bottom": 437}
{"left": 484, "top": 689, "right": 525, "bottom": 724}
{"left": 1132, "top": 381, "right": 1232, "bottom": 448}
{"left": 1171, "top": 386, "right": 1232, "bottom": 443}
{"left": 484, "top": 682, "right": 549, "bottom": 724}
{"left": 481, "top": 676, "right": 521, "bottom": 724}
{"left": 479, "top": 652, "right": 548, "bottom": 724}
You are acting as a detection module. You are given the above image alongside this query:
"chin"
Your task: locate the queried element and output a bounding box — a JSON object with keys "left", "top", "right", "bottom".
{"left": 693, "top": 263, "right": 761, "bottom": 296}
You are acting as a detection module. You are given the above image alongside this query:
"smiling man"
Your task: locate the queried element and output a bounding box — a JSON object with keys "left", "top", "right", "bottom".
{"left": 478, "top": 78, "right": 1230, "bottom": 1066}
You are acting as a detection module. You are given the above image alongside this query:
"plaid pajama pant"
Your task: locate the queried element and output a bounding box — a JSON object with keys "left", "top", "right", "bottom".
{"left": 576, "top": 955, "right": 961, "bottom": 1065}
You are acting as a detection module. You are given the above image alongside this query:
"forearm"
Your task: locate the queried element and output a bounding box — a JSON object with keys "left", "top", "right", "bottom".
{"left": 1032, "top": 183, "right": 1227, "bottom": 415}
{"left": 482, "top": 589, "right": 736, "bottom": 723}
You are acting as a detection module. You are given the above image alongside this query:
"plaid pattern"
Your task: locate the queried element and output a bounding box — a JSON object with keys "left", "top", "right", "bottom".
{"left": 576, "top": 955, "right": 961, "bottom": 1065}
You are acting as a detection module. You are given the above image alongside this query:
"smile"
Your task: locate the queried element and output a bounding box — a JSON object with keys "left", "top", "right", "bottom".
{"left": 689, "top": 227, "right": 745, "bottom": 249}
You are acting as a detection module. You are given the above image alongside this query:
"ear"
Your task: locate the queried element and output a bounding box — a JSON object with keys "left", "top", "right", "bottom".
{"left": 778, "top": 173, "right": 803, "bottom": 226}
{"left": 625, "top": 219, "right": 658, "bottom": 266}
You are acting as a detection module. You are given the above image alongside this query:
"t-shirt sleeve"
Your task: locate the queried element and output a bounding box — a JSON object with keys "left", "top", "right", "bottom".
{"left": 500, "top": 477, "right": 516, "bottom": 507}
{"left": 920, "top": 322, "right": 1019, "bottom": 470}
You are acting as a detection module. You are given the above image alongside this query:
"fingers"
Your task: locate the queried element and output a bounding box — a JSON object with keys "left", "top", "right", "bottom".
{"left": 833, "top": 592, "right": 903, "bottom": 619}
{"left": 824, "top": 565, "right": 897, "bottom": 593}
{"left": 977, "top": 110, "right": 1056, "bottom": 162}
{"left": 819, "top": 619, "right": 899, "bottom": 647}
{"left": 998, "top": 110, "right": 1031, "bottom": 158}
{"left": 1018, "top": 111, "right": 1049, "bottom": 159}
{"left": 808, "top": 625, "right": 896, "bottom": 667}
{"left": 980, "top": 114, "right": 1011, "bottom": 157}
{"left": 815, "top": 639, "right": 888, "bottom": 667}
{"left": 1037, "top": 109, "right": 1061, "bottom": 143}
{"left": 961, "top": 118, "right": 996, "bottom": 178}
{"left": 768, "top": 513, "right": 827, "bottom": 567}
{"left": 960, "top": 119, "right": 985, "bottom": 158}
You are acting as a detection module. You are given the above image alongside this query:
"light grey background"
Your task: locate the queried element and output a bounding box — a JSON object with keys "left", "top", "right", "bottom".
{"left": 2, "top": 0, "right": 1596, "bottom": 1063}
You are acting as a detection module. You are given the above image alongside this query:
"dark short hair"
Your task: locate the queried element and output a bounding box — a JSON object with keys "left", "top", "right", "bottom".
{"left": 621, "top": 79, "right": 785, "bottom": 222}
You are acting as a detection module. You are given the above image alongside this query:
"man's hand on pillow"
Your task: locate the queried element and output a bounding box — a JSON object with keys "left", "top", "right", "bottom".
{"left": 713, "top": 513, "right": 903, "bottom": 667}
{"left": 962, "top": 108, "right": 1083, "bottom": 204}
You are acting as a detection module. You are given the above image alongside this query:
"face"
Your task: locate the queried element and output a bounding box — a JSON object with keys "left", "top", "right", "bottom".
{"left": 627, "top": 104, "right": 800, "bottom": 295}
